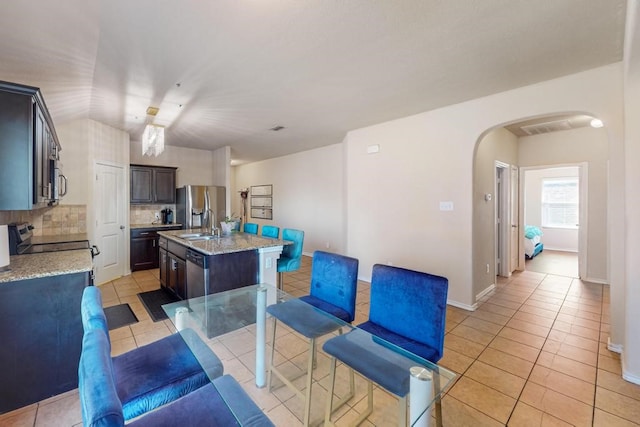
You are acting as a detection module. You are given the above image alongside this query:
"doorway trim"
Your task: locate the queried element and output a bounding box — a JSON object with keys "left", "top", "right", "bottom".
{"left": 495, "top": 161, "right": 518, "bottom": 277}
{"left": 93, "top": 160, "right": 127, "bottom": 285}
{"left": 520, "top": 162, "right": 588, "bottom": 279}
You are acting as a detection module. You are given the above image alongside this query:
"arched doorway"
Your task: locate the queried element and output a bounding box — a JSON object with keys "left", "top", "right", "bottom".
{"left": 472, "top": 112, "right": 609, "bottom": 304}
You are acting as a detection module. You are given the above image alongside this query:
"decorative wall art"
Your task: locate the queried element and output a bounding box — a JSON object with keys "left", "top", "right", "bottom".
{"left": 250, "top": 185, "right": 272, "bottom": 219}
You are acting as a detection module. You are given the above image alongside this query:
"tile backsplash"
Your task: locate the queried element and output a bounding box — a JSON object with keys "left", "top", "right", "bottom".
{"left": 130, "top": 204, "right": 176, "bottom": 225}
{"left": 0, "top": 205, "right": 87, "bottom": 236}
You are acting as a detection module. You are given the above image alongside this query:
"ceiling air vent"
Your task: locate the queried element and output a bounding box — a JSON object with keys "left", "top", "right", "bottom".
{"left": 520, "top": 120, "right": 572, "bottom": 136}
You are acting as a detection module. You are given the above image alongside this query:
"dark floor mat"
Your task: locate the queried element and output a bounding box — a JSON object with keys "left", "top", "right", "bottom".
{"left": 104, "top": 303, "right": 138, "bottom": 330}
{"left": 137, "top": 288, "right": 180, "bottom": 322}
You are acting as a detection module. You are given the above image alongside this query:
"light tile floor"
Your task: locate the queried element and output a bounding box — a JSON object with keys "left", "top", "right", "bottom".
{"left": 1, "top": 255, "right": 639, "bottom": 426}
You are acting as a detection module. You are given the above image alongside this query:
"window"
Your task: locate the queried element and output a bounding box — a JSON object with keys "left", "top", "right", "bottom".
{"left": 541, "top": 178, "right": 579, "bottom": 229}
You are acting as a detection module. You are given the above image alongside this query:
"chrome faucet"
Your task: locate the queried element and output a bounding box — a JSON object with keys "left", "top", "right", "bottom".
{"left": 206, "top": 208, "right": 216, "bottom": 234}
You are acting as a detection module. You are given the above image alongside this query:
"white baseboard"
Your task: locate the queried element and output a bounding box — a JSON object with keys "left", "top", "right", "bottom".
{"left": 542, "top": 247, "right": 578, "bottom": 253}
{"left": 622, "top": 367, "right": 640, "bottom": 385}
{"left": 476, "top": 284, "right": 495, "bottom": 301}
{"left": 583, "top": 276, "right": 609, "bottom": 285}
{"left": 607, "top": 337, "right": 623, "bottom": 353}
{"left": 447, "top": 299, "right": 477, "bottom": 312}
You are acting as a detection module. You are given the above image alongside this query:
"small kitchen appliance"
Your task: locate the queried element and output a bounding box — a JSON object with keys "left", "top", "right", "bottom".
{"left": 161, "top": 208, "right": 173, "bottom": 224}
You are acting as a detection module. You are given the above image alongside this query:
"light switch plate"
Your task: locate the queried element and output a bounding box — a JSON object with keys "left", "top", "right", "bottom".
{"left": 440, "top": 201, "right": 454, "bottom": 211}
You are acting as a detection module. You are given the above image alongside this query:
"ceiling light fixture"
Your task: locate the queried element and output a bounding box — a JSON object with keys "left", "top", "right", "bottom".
{"left": 142, "top": 106, "right": 165, "bottom": 156}
{"left": 590, "top": 118, "right": 604, "bottom": 128}
{"left": 142, "top": 124, "right": 165, "bottom": 156}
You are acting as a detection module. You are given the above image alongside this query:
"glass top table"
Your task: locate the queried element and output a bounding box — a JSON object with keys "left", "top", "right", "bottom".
{"left": 163, "top": 284, "right": 456, "bottom": 426}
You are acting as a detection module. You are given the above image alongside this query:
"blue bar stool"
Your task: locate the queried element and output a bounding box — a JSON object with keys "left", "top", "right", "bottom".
{"left": 322, "top": 264, "right": 449, "bottom": 426}
{"left": 243, "top": 222, "right": 258, "bottom": 234}
{"left": 261, "top": 225, "right": 280, "bottom": 238}
{"left": 276, "top": 228, "right": 304, "bottom": 290}
{"left": 267, "top": 251, "right": 359, "bottom": 426}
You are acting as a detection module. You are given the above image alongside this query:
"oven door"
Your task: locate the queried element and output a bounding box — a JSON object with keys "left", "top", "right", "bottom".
{"left": 25, "top": 241, "right": 90, "bottom": 253}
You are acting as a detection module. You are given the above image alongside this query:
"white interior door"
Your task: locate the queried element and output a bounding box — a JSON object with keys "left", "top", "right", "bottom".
{"left": 509, "top": 165, "right": 519, "bottom": 273}
{"left": 496, "top": 162, "right": 515, "bottom": 277}
{"left": 496, "top": 166, "right": 504, "bottom": 276}
{"left": 95, "top": 162, "right": 125, "bottom": 284}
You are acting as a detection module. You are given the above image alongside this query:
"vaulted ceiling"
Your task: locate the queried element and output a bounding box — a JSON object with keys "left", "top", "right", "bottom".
{"left": 0, "top": 1, "right": 627, "bottom": 164}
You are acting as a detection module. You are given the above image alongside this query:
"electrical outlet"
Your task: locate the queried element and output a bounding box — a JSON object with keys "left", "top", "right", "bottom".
{"left": 486, "top": 263, "right": 490, "bottom": 274}
{"left": 155, "top": 212, "right": 160, "bottom": 220}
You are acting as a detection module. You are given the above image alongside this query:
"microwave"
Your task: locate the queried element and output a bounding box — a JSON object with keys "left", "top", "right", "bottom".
{"left": 49, "top": 160, "right": 67, "bottom": 205}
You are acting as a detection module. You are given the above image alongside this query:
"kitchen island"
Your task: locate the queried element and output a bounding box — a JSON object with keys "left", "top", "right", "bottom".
{"left": 0, "top": 249, "right": 93, "bottom": 414}
{"left": 157, "top": 229, "right": 289, "bottom": 300}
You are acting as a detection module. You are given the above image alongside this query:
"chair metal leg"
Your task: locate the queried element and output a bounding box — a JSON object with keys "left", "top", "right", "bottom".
{"left": 268, "top": 318, "right": 278, "bottom": 392}
{"left": 349, "top": 380, "right": 373, "bottom": 426}
{"left": 434, "top": 372, "right": 443, "bottom": 427}
{"left": 278, "top": 271, "right": 283, "bottom": 290}
{"left": 324, "top": 357, "right": 357, "bottom": 426}
{"left": 324, "top": 357, "right": 338, "bottom": 427}
{"left": 268, "top": 328, "right": 321, "bottom": 426}
{"left": 303, "top": 338, "right": 316, "bottom": 426}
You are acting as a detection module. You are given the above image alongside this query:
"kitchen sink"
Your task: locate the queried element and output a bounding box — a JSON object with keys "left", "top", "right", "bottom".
{"left": 178, "top": 232, "right": 208, "bottom": 238}
{"left": 178, "top": 231, "right": 221, "bottom": 241}
{"left": 186, "top": 235, "right": 219, "bottom": 241}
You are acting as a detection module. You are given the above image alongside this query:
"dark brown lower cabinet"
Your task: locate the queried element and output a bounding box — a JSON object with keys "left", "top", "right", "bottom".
{"left": 131, "top": 230, "right": 158, "bottom": 271}
{"left": 131, "top": 227, "right": 181, "bottom": 272}
{"left": 0, "top": 271, "right": 91, "bottom": 414}
{"left": 159, "top": 236, "right": 187, "bottom": 299}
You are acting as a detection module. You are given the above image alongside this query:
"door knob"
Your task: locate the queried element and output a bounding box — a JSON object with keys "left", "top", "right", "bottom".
{"left": 120, "top": 225, "right": 125, "bottom": 230}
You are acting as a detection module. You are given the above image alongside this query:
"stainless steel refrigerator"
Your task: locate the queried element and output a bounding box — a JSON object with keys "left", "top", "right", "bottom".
{"left": 176, "top": 185, "right": 226, "bottom": 230}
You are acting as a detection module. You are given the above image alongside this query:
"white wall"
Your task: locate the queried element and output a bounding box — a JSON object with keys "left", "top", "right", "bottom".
{"left": 524, "top": 167, "right": 580, "bottom": 252}
{"left": 211, "top": 146, "right": 231, "bottom": 216}
{"left": 56, "top": 119, "right": 90, "bottom": 204}
{"left": 57, "top": 119, "right": 130, "bottom": 242}
{"left": 233, "top": 143, "right": 345, "bottom": 256}
{"left": 623, "top": 0, "right": 640, "bottom": 384}
{"left": 473, "top": 127, "right": 518, "bottom": 301}
{"left": 345, "top": 64, "right": 624, "bottom": 311}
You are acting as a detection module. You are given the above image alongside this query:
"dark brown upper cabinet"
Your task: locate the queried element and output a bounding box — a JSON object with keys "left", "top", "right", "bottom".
{"left": 0, "top": 81, "right": 61, "bottom": 210}
{"left": 130, "top": 164, "right": 177, "bottom": 204}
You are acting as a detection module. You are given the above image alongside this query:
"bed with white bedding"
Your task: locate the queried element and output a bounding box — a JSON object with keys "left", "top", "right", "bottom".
{"left": 525, "top": 225, "right": 544, "bottom": 259}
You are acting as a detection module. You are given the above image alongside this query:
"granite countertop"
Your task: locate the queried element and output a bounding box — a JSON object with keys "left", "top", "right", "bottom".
{"left": 158, "top": 229, "right": 291, "bottom": 256}
{"left": 0, "top": 250, "right": 93, "bottom": 283}
{"left": 131, "top": 223, "right": 182, "bottom": 230}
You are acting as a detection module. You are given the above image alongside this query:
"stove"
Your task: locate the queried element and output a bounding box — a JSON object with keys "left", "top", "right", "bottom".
{"left": 7, "top": 222, "right": 99, "bottom": 257}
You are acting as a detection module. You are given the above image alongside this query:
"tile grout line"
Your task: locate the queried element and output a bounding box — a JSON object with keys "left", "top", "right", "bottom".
{"left": 460, "top": 273, "right": 600, "bottom": 426}
{"left": 443, "top": 273, "right": 545, "bottom": 425}
{"left": 503, "top": 275, "right": 591, "bottom": 425}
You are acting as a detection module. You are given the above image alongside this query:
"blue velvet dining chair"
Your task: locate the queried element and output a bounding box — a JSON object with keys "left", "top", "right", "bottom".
{"left": 78, "top": 328, "right": 274, "bottom": 427}
{"left": 267, "top": 251, "right": 359, "bottom": 426}
{"left": 276, "top": 228, "right": 304, "bottom": 290}
{"left": 261, "top": 225, "right": 280, "bottom": 238}
{"left": 243, "top": 222, "right": 258, "bottom": 234}
{"left": 322, "top": 264, "right": 449, "bottom": 426}
{"left": 80, "top": 286, "right": 224, "bottom": 421}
